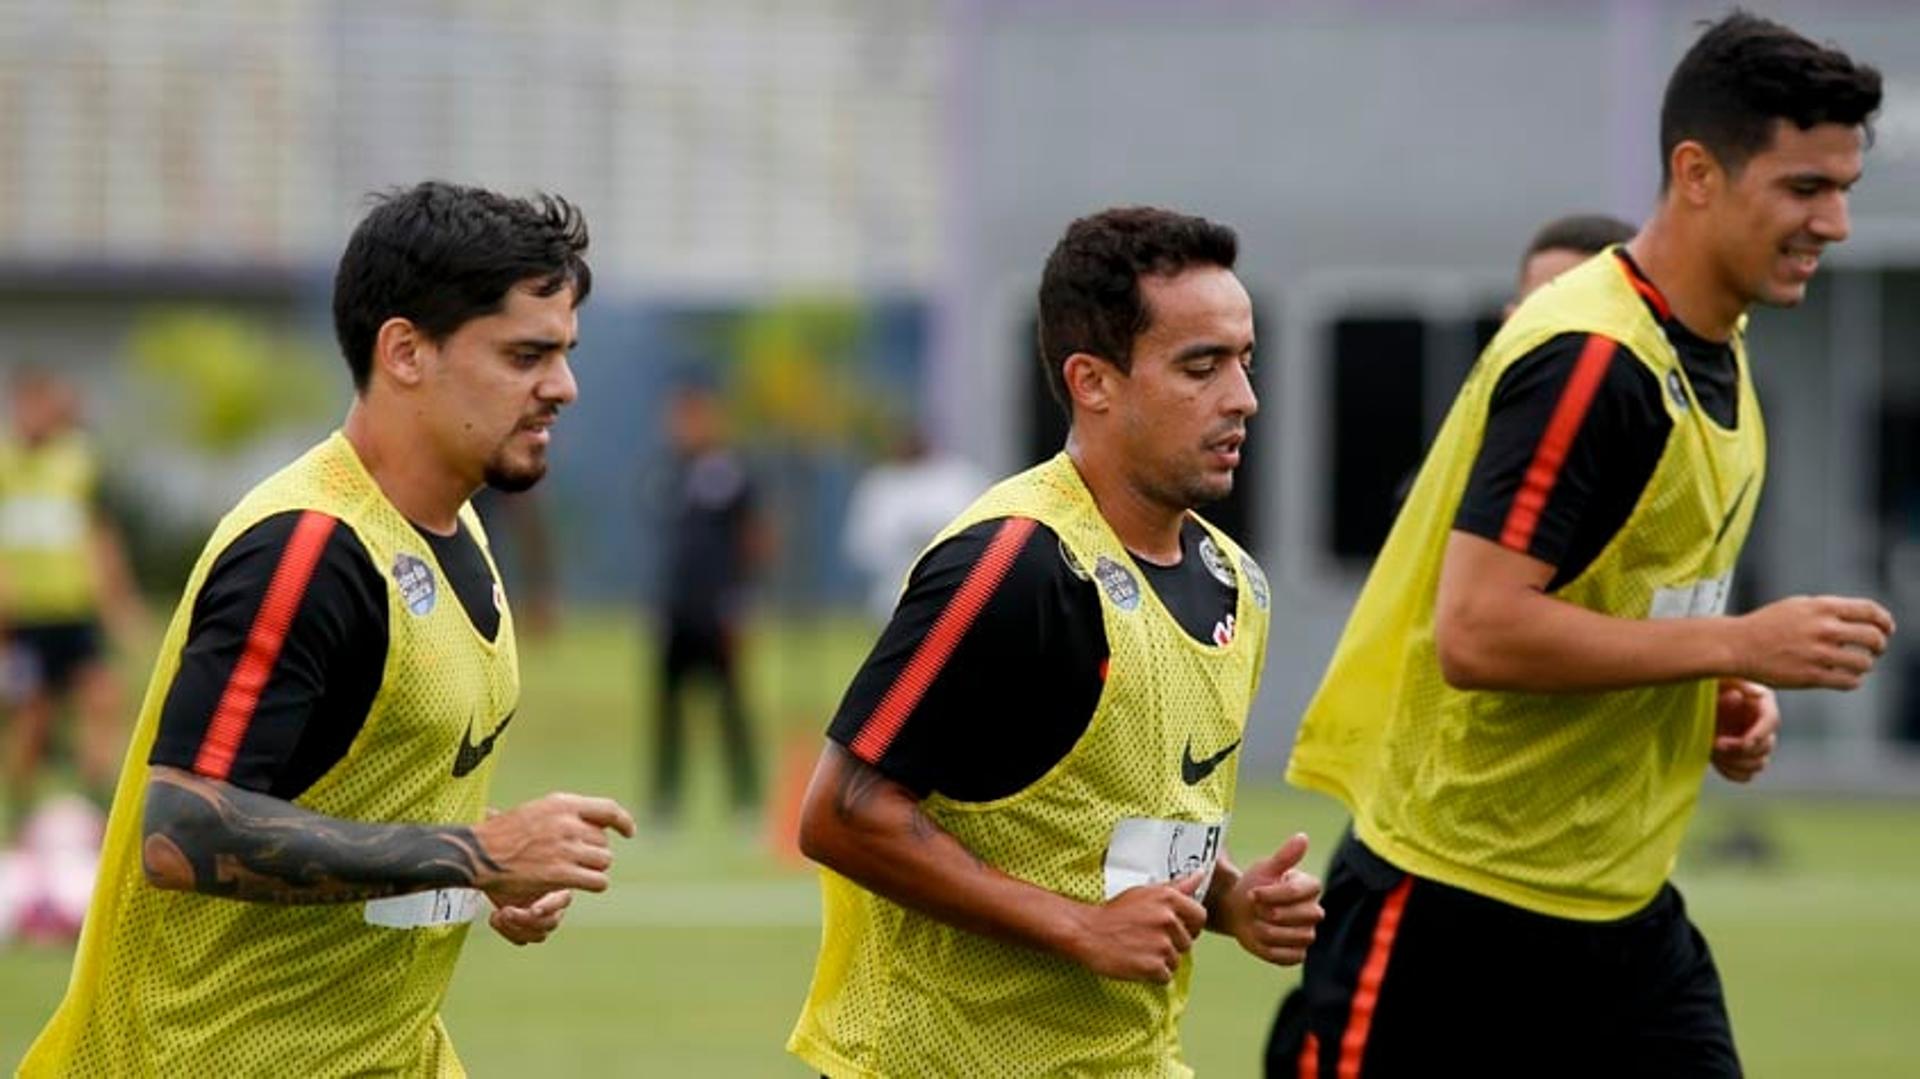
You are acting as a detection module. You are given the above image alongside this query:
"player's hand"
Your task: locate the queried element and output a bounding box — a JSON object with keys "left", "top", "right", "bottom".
{"left": 488, "top": 888, "right": 572, "bottom": 946}
{"left": 1214, "top": 833, "right": 1323, "bottom": 966}
{"left": 472, "top": 792, "right": 636, "bottom": 899}
{"left": 1733, "top": 596, "right": 1895, "bottom": 690}
{"left": 1711, "top": 679, "right": 1779, "bottom": 784}
{"left": 1069, "top": 873, "right": 1210, "bottom": 984}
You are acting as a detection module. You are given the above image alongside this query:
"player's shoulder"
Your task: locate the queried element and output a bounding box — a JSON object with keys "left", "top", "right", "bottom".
{"left": 913, "top": 515, "right": 1084, "bottom": 598}
{"left": 208, "top": 509, "right": 381, "bottom": 592}
{"left": 1498, "top": 332, "right": 1660, "bottom": 402}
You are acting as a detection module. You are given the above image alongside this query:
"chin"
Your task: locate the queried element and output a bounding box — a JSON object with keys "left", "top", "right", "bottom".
{"left": 1183, "top": 476, "right": 1234, "bottom": 508}
{"left": 1758, "top": 279, "right": 1811, "bottom": 308}
{"left": 483, "top": 457, "right": 549, "bottom": 494}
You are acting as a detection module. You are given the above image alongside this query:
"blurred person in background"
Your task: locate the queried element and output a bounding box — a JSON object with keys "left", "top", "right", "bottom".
{"left": 1505, "top": 213, "right": 1639, "bottom": 317}
{"left": 22, "top": 181, "right": 635, "bottom": 1077}
{"left": 1273, "top": 15, "right": 1891, "bottom": 1078}
{"left": 1391, "top": 213, "right": 1639, "bottom": 514}
{"left": 0, "top": 367, "right": 143, "bottom": 834}
{"left": 842, "top": 419, "right": 986, "bottom": 625}
{"left": 789, "top": 206, "right": 1323, "bottom": 1077}
{"left": 651, "top": 379, "right": 770, "bottom": 828}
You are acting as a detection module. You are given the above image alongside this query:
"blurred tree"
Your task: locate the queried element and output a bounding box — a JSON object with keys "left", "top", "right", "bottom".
{"left": 126, "top": 309, "right": 332, "bottom": 453}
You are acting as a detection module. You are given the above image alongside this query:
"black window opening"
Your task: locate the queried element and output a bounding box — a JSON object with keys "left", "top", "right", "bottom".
{"left": 1878, "top": 268, "right": 1920, "bottom": 744}
{"left": 1323, "top": 309, "right": 1502, "bottom": 565}
{"left": 1022, "top": 308, "right": 1267, "bottom": 550}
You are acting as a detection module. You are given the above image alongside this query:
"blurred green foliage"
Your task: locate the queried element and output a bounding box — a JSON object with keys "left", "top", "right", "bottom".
{"left": 723, "top": 301, "right": 899, "bottom": 451}
{"left": 126, "top": 309, "right": 332, "bottom": 452}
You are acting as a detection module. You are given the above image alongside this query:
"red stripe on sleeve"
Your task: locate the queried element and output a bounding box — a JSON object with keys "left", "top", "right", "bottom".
{"left": 847, "top": 517, "right": 1038, "bottom": 764}
{"left": 192, "top": 510, "right": 339, "bottom": 781}
{"left": 1497, "top": 334, "right": 1619, "bottom": 553}
{"left": 1336, "top": 876, "right": 1414, "bottom": 1079}
{"left": 1298, "top": 1031, "right": 1322, "bottom": 1079}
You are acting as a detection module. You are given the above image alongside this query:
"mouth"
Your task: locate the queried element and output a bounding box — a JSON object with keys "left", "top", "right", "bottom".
{"left": 1779, "top": 244, "right": 1822, "bottom": 280}
{"left": 518, "top": 414, "right": 558, "bottom": 445}
{"left": 1205, "top": 430, "right": 1246, "bottom": 468}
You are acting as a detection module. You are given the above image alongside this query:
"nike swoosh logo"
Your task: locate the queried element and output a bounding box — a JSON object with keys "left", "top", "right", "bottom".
{"left": 451, "top": 710, "right": 515, "bottom": 778}
{"left": 1181, "top": 736, "right": 1241, "bottom": 786}
{"left": 1710, "top": 473, "right": 1756, "bottom": 552}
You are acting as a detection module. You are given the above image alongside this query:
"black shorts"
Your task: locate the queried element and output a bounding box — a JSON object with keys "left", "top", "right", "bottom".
{"left": 1266, "top": 831, "right": 1740, "bottom": 1079}
{"left": 4, "top": 619, "right": 105, "bottom": 699}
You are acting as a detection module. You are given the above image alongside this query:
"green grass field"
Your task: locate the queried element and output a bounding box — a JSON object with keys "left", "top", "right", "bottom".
{"left": 5, "top": 612, "right": 1918, "bottom": 1076}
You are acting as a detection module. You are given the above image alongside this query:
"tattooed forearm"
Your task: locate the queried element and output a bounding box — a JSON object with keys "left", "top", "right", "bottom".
{"left": 141, "top": 766, "right": 502, "bottom": 904}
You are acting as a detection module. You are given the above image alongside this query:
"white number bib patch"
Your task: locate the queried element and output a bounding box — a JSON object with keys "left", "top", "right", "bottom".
{"left": 1102, "top": 817, "right": 1226, "bottom": 901}
{"left": 364, "top": 887, "right": 486, "bottom": 929}
{"left": 1648, "top": 571, "right": 1733, "bottom": 620}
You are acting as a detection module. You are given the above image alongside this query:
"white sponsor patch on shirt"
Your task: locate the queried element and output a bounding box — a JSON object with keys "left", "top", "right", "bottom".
{"left": 1648, "top": 571, "right": 1734, "bottom": 619}
{"left": 1103, "top": 817, "right": 1226, "bottom": 901}
{"left": 364, "top": 887, "right": 486, "bottom": 929}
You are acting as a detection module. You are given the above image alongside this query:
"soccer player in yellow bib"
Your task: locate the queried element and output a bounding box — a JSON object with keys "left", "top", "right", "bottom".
{"left": 787, "top": 207, "right": 1325, "bottom": 1078}
{"left": 1268, "top": 15, "right": 1894, "bottom": 1079}
{"left": 0, "top": 368, "right": 144, "bottom": 830}
{"left": 21, "top": 182, "right": 636, "bottom": 1077}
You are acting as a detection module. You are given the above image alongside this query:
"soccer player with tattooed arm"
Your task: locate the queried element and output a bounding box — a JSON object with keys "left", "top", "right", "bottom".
{"left": 22, "top": 181, "right": 634, "bottom": 1078}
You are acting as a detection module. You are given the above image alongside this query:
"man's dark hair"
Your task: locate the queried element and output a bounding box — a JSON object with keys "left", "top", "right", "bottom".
{"left": 332, "top": 181, "right": 592, "bottom": 391}
{"left": 1523, "top": 214, "right": 1637, "bottom": 262}
{"left": 1036, "top": 206, "right": 1238, "bottom": 415}
{"left": 1660, "top": 11, "right": 1882, "bottom": 188}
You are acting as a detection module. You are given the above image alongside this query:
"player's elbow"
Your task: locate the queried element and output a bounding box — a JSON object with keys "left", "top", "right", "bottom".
{"left": 796, "top": 792, "right": 857, "bottom": 872}
{"left": 1433, "top": 603, "right": 1502, "bottom": 691}
{"left": 140, "top": 831, "right": 196, "bottom": 891}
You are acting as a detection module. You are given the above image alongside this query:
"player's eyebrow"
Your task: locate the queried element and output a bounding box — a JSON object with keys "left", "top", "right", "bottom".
{"left": 504, "top": 336, "right": 578, "bottom": 352}
{"left": 1174, "top": 339, "right": 1253, "bottom": 363}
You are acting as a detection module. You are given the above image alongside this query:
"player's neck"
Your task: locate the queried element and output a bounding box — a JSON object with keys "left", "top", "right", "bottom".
{"left": 1066, "top": 438, "right": 1185, "bottom": 564}
{"left": 1625, "top": 215, "right": 1742, "bottom": 343}
{"left": 342, "top": 401, "right": 472, "bottom": 535}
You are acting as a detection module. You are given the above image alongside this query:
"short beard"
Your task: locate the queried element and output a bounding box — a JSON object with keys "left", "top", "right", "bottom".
{"left": 1141, "top": 468, "right": 1232, "bottom": 514}
{"left": 483, "top": 452, "right": 548, "bottom": 494}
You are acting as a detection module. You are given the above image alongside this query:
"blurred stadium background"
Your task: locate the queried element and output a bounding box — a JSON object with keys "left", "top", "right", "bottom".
{"left": 1, "top": 1, "right": 1917, "bottom": 1074}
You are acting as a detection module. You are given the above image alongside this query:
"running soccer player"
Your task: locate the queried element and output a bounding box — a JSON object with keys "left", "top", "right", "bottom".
{"left": 22, "top": 181, "right": 635, "bottom": 1077}
{"left": 1269, "top": 14, "right": 1892, "bottom": 1078}
{"left": 789, "top": 206, "right": 1323, "bottom": 1077}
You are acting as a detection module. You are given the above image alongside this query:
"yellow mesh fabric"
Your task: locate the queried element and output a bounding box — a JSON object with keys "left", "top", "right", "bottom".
{"left": 1288, "top": 251, "right": 1766, "bottom": 920}
{"left": 0, "top": 431, "right": 102, "bottom": 622}
{"left": 790, "top": 453, "right": 1271, "bottom": 1078}
{"left": 23, "top": 432, "right": 518, "bottom": 1077}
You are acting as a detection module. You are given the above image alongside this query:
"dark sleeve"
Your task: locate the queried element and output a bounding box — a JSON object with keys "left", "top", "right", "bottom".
{"left": 149, "top": 510, "right": 390, "bottom": 800}
{"left": 826, "top": 516, "right": 1108, "bottom": 802}
{"left": 1454, "top": 333, "right": 1672, "bottom": 589}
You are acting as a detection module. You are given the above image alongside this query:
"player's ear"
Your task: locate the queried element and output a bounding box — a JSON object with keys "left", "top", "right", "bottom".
{"left": 1063, "top": 352, "right": 1115, "bottom": 415}
{"left": 1669, "top": 140, "right": 1721, "bottom": 209}
{"left": 371, "top": 317, "right": 431, "bottom": 390}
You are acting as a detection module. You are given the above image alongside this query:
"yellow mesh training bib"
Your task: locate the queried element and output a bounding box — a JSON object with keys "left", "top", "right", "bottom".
{"left": 1288, "top": 251, "right": 1765, "bottom": 920}
{"left": 23, "top": 432, "right": 519, "bottom": 1077}
{"left": 0, "top": 431, "right": 102, "bottom": 624}
{"left": 790, "top": 452, "right": 1272, "bottom": 1078}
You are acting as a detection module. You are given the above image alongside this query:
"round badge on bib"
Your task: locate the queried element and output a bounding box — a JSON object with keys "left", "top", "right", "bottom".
{"left": 1198, "top": 535, "right": 1238, "bottom": 588}
{"left": 1092, "top": 555, "right": 1142, "bottom": 612}
{"left": 393, "top": 552, "right": 437, "bottom": 617}
{"left": 1239, "top": 553, "right": 1270, "bottom": 610}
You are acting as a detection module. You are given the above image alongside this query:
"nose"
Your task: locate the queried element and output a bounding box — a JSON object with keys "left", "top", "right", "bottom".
{"left": 542, "top": 355, "right": 579, "bottom": 407}
{"left": 1809, "top": 190, "right": 1850, "bottom": 244}
{"left": 1224, "top": 358, "right": 1259, "bottom": 419}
